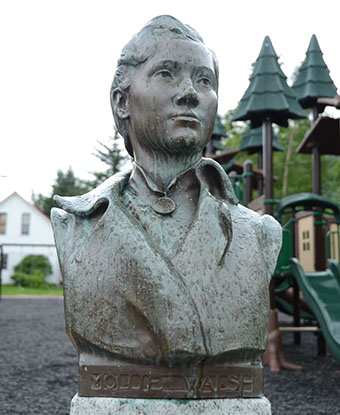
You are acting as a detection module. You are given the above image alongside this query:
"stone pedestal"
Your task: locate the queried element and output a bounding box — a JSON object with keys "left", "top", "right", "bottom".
{"left": 70, "top": 394, "right": 272, "bottom": 414}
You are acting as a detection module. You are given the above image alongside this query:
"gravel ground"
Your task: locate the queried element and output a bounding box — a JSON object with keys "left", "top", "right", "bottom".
{"left": 0, "top": 297, "right": 339, "bottom": 415}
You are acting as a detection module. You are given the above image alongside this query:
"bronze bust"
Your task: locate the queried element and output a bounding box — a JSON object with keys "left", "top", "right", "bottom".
{"left": 51, "top": 15, "right": 281, "bottom": 400}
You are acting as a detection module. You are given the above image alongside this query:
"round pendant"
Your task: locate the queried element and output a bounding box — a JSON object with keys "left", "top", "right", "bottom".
{"left": 152, "top": 196, "right": 176, "bottom": 215}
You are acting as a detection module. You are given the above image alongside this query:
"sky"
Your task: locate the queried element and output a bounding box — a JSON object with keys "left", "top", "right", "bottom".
{"left": 1, "top": 0, "right": 339, "bottom": 203}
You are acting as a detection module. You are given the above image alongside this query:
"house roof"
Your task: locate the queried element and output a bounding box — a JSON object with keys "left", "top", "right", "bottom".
{"left": 0, "top": 192, "right": 50, "bottom": 222}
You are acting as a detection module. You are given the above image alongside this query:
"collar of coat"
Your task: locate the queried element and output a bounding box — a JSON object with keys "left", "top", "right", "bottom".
{"left": 53, "top": 157, "right": 238, "bottom": 216}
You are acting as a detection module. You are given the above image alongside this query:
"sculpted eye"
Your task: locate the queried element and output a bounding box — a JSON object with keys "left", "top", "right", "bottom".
{"left": 155, "top": 69, "right": 173, "bottom": 79}
{"left": 198, "top": 77, "right": 212, "bottom": 88}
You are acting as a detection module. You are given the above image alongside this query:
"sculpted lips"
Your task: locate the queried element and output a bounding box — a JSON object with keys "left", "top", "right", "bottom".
{"left": 170, "top": 113, "right": 201, "bottom": 127}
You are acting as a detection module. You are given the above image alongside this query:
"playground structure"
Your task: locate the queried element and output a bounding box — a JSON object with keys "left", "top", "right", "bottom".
{"left": 221, "top": 126, "right": 340, "bottom": 364}
{"left": 274, "top": 193, "right": 340, "bottom": 360}
{"left": 208, "top": 34, "right": 340, "bottom": 368}
{"left": 221, "top": 133, "right": 340, "bottom": 365}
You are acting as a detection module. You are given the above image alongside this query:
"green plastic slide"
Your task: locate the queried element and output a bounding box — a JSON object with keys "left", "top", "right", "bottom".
{"left": 290, "top": 257, "right": 340, "bottom": 362}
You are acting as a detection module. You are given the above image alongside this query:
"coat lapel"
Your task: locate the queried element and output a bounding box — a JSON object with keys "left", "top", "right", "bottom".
{"left": 54, "top": 159, "right": 235, "bottom": 357}
{"left": 70, "top": 190, "right": 208, "bottom": 356}
{"left": 173, "top": 188, "right": 232, "bottom": 267}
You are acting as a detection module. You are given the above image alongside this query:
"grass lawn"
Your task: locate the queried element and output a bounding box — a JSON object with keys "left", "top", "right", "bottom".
{"left": 1, "top": 284, "right": 63, "bottom": 296}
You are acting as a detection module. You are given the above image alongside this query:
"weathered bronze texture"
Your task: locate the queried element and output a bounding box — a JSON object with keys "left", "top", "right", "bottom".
{"left": 51, "top": 15, "right": 282, "bottom": 399}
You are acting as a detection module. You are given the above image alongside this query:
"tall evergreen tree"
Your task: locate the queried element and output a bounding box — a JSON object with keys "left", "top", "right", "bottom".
{"left": 33, "top": 167, "right": 89, "bottom": 216}
{"left": 88, "top": 129, "right": 129, "bottom": 188}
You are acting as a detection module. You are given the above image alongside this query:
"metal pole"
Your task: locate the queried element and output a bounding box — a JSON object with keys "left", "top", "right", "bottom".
{"left": 312, "top": 106, "right": 321, "bottom": 195}
{"left": 292, "top": 276, "right": 301, "bottom": 345}
{"left": 312, "top": 147, "right": 321, "bottom": 194}
{"left": 243, "top": 160, "right": 253, "bottom": 206}
{"left": 257, "top": 152, "right": 264, "bottom": 195}
{"left": 311, "top": 106, "right": 326, "bottom": 270}
{"left": 263, "top": 119, "right": 276, "bottom": 313}
{"left": 263, "top": 120, "right": 274, "bottom": 215}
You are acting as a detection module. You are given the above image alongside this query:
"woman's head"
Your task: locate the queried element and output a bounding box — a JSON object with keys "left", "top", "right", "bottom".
{"left": 110, "top": 15, "right": 219, "bottom": 156}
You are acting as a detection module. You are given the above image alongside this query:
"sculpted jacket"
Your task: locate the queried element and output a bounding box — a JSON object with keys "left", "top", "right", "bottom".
{"left": 51, "top": 158, "right": 281, "bottom": 365}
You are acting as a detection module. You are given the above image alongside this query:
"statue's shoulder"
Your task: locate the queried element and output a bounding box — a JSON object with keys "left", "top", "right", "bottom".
{"left": 52, "top": 170, "right": 130, "bottom": 217}
{"left": 260, "top": 213, "right": 282, "bottom": 279}
{"left": 50, "top": 170, "right": 131, "bottom": 263}
{"left": 231, "top": 203, "right": 282, "bottom": 279}
{"left": 232, "top": 203, "right": 281, "bottom": 236}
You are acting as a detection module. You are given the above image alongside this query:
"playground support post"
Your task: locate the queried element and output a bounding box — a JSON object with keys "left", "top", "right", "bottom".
{"left": 243, "top": 160, "right": 253, "bottom": 206}
{"left": 312, "top": 147, "right": 321, "bottom": 194}
{"left": 263, "top": 120, "right": 274, "bottom": 216}
{"left": 312, "top": 107, "right": 321, "bottom": 195}
{"left": 311, "top": 106, "right": 327, "bottom": 271}
{"left": 261, "top": 119, "right": 303, "bottom": 370}
{"left": 292, "top": 277, "right": 301, "bottom": 345}
{"left": 257, "top": 152, "right": 264, "bottom": 195}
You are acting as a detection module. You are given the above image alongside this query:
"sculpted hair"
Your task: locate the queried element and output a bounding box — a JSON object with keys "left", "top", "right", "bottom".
{"left": 110, "top": 15, "right": 219, "bottom": 157}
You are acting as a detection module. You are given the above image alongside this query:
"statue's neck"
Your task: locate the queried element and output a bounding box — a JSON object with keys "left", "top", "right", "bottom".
{"left": 133, "top": 149, "right": 202, "bottom": 192}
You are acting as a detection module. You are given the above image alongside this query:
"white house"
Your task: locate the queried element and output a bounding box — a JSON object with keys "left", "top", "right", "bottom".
{"left": 0, "top": 192, "right": 61, "bottom": 285}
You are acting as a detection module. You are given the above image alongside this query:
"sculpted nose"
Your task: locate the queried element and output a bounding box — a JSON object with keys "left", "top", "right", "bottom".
{"left": 175, "top": 82, "right": 199, "bottom": 108}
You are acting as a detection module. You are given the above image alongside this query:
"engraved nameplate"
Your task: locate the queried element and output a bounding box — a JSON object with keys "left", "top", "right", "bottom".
{"left": 78, "top": 363, "right": 263, "bottom": 398}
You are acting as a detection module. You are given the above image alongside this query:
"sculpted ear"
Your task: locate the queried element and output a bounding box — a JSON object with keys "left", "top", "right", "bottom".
{"left": 111, "top": 87, "right": 129, "bottom": 119}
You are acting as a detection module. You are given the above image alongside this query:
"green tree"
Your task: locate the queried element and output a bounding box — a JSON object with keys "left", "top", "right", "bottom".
{"left": 11, "top": 254, "right": 53, "bottom": 288}
{"left": 222, "top": 109, "right": 248, "bottom": 150}
{"left": 273, "top": 117, "right": 312, "bottom": 200}
{"left": 223, "top": 109, "right": 314, "bottom": 201}
{"left": 14, "top": 254, "right": 52, "bottom": 275}
{"left": 322, "top": 155, "right": 340, "bottom": 203}
{"left": 88, "top": 129, "right": 129, "bottom": 188}
{"left": 33, "top": 167, "right": 89, "bottom": 216}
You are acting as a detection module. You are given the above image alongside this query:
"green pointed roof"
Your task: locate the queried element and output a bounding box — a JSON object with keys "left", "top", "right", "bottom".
{"left": 239, "top": 126, "right": 284, "bottom": 154}
{"left": 292, "top": 34, "right": 338, "bottom": 110}
{"left": 232, "top": 36, "right": 306, "bottom": 128}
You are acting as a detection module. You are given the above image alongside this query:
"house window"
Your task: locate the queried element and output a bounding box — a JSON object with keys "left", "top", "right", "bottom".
{"left": 1, "top": 253, "right": 8, "bottom": 269}
{"left": 0, "top": 213, "right": 6, "bottom": 234}
{"left": 21, "top": 213, "right": 30, "bottom": 235}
